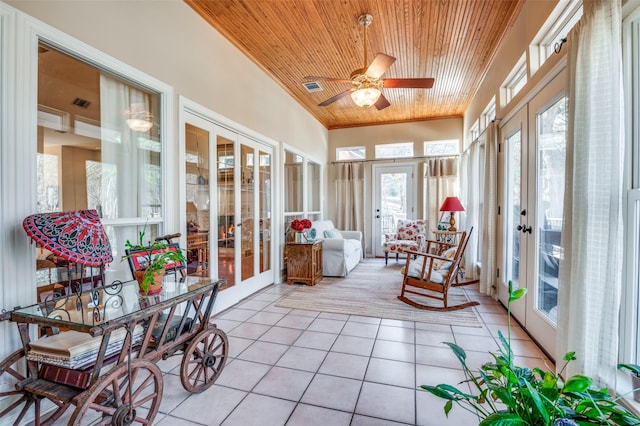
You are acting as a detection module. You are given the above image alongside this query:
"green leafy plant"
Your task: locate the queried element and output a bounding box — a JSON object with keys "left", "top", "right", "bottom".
{"left": 421, "top": 281, "right": 640, "bottom": 425}
{"left": 121, "top": 228, "right": 186, "bottom": 295}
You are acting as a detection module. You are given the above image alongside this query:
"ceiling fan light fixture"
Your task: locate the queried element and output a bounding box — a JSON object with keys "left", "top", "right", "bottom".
{"left": 351, "top": 86, "right": 381, "bottom": 108}
{"left": 350, "top": 76, "right": 383, "bottom": 108}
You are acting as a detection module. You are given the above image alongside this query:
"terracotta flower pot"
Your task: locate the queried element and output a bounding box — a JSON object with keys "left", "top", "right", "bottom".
{"left": 134, "top": 269, "right": 165, "bottom": 295}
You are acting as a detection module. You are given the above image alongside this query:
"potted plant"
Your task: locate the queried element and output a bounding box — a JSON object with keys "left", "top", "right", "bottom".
{"left": 122, "top": 228, "right": 186, "bottom": 295}
{"left": 421, "top": 281, "right": 640, "bottom": 425}
{"left": 617, "top": 363, "right": 640, "bottom": 403}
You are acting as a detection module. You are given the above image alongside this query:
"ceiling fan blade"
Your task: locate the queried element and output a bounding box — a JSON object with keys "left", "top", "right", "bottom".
{"left": 383, "top": 78, "right": 435, "bottom": 89}
{"left": 304, "top": 76, "right": 351, "bottom": 83}
{"left": 318, "top": 90, "right": 351, "bottom": 107}
{"left": 365, "top": 53, "right": 396, "bottom": 79}
{"left": 374, "top": 94, "right": 391, "bottom": 110}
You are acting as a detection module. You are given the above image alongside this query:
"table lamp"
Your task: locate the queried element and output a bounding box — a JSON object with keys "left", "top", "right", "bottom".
{"left": 439, "top": 196, "right": 465, "bottom": 231}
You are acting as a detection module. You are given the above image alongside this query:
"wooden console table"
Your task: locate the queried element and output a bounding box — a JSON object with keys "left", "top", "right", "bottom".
{"left": 285, "top": 241, "right": 323, "bottom": 285}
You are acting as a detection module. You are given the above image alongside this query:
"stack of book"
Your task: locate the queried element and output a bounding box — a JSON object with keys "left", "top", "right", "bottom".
{"left": 28, "top": 325, "right": 143, "bottom": 370}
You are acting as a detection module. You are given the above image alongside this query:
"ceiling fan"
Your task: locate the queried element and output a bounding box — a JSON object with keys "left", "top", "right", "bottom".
{"left": 305, "top": 13, "right": 435, "bottom": 110}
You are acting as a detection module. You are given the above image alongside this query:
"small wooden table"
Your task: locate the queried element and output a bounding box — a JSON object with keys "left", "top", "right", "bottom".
{"left": 432, "top": 230, "right": 463, "bottom": 245}
{"left": 285, "top": 241, "right": 323, "bottom": 285}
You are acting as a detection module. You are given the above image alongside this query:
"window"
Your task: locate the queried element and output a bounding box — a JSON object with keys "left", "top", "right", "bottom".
{"left": 336, "top": 146, "right": 365, "bottom": 161}
{"left": 424, "top": 140, "right": 459, "bottom": 156}
{"left": 531, "top": 0, "right": 583, "bottom": 75}
{"left": 375, "top": 142, "right": 413, "bottom": 159}
{"left": 469, "top": 120, "right": 480, "bottom": 149}
{"left": 621, "top": 6, "right": 640, "bottom": 373}
{"left": 37, "top": 41, "right": 168, "bottom": 279}
{"left": 480, "top": 98, "right": 496, "bottom": 133}
{"left": 38, "top": 42, "right": 161, "bottom": 220}
{"left": 283, "top": 149, "right": 322, "bottom": 238}
{"left": 502, "top": 54, "right": 528, "bottom": 105}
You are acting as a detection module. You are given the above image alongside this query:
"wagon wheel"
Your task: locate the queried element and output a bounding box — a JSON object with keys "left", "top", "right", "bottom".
{"left": 180, "top": 327, "right": 228, "bottom": 393}
{"left": 69, "top": 359, "right": 162, "bottom": 426}
{"left": 0, "top": 348, "right": 69, "bottom": 426}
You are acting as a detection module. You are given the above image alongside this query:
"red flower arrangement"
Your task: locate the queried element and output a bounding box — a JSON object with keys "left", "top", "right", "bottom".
{"left": 291, "top": 218, "right": 312, "bottom": 232}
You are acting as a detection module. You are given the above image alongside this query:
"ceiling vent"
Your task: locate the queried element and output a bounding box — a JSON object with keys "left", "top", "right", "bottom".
{"left": 302, "top": 81, "right": 323, "bottom": 92}
{"left": 72, "top": 97, "right": 91, "bottom": 109}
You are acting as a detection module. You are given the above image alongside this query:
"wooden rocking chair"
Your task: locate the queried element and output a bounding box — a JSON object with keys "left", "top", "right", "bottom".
{"left": 397, "top": 227, "right": 478, "bottom": 311}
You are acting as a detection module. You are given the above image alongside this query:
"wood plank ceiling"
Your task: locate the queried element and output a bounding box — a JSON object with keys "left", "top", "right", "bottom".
{"left": 186, "top": 0, "right": 524, "bottom": 130}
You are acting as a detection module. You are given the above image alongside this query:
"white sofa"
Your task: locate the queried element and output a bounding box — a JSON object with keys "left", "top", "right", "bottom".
{"left": 310, "top": 220, "right": 363, "bottom": 277}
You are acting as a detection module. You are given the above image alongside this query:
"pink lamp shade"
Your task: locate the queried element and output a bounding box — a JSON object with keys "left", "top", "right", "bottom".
{"left": 23, "top": 209, "right": 113, "bottom": 267}
{"left": 439, "top": 196, "right": 465, "bottom": 212}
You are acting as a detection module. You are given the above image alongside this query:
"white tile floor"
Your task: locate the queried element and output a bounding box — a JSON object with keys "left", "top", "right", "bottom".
{"left": 147, "top": 280, "right": 549, "bottom": 426}
{"left": 50, "top": 273, "right": 550, "bottom": 426}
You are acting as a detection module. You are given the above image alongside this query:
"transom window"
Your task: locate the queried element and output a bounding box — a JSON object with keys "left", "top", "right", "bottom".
{"left": 375, "top": 142, "right": 413, "bottom": 159}
{"left": 424, "top": 140, "right": 459, "bottom": 156}
{"left": 336, "top": 146, "right": 365, "bottom": 161}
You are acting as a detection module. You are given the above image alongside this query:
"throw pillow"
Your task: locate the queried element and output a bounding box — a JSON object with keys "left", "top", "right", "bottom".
{"left": 434, "top": 247, "right": 457, "bottom": 270}
{"left": 324, "top": 228, "right": 343, "bottom": 239}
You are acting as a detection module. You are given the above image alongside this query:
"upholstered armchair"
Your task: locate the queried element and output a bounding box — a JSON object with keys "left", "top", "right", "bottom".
{"left": 383, "top": 219, "right": 427, "bottom": 265}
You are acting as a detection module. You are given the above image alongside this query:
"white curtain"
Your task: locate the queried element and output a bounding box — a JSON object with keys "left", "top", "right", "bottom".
{"left": 284, "top": 163, "right": 303, "bottom": 213}
{"left": 480, "top": 122, "right": 498, "bottom": 297}
{"left": 335, "top": 162, "right": 365, "bottom": 234}
{"left": 100, "top": 75, "right": 150, "bottom": 219}
{"left": 425, "top": 157, "right": 458, "bottom": 238}
{"left": 557, "top": 0, "right": 623, "bottom": 386}
{"left": 461, "top": 138, "right": 482, "bottom": 280}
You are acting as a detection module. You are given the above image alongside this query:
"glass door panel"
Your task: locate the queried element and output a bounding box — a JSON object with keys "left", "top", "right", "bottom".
{"left": 240, "top": 144, "right": 255, "bottom": 281}
{"left": 185, "top": 124, "right": 210, "bottom": 278}
{"left": 498, "top": 106, "right": 527, "bottom": 320}
{"left": 535, "top": 97, "right": 567, "bottom": 325}
{"left": 258, "top": 150, "right": 271, "bottom": 273}
{"left": 217, "top": 135, "right": 236, "bottom": 287}
{"left": 505, "top": 130, "right": 522, "bottom": 291}
{"left": 372, "top": 164, "right": 415, "bottom": 258}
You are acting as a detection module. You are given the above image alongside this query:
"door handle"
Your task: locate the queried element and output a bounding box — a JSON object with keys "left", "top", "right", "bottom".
{"left": 516, "top": 224, "right": 523, "bottom": 231}
{"left": 523, "top": 225, "right": 532, "bottom": 234}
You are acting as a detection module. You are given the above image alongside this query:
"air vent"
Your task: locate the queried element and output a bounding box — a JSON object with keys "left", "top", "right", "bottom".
{"left": 302, "top": 81, "right": 323, "bottom": 92}
{"left": 72, "top": 97, "right": 91, "bottom": 109}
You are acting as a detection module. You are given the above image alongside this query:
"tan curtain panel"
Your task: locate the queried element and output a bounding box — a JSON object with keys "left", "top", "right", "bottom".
{"left": 335, "top": 162, "right": 365, "bottom": 240}
{"left": 425, "top": 157, "right": 459, "bottom": 238}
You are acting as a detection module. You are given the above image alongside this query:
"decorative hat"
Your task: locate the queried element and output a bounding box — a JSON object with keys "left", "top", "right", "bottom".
{"left": 23, "top": 210, "right": 113, "bottom": 267}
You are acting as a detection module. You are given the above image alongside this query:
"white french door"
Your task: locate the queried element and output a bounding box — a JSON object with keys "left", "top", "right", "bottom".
{"left": 372, "top": 164, "right": 417, "bottom": 258}
{"left": 182, "top": 110, "right": 274, "bottom": 311}
{"left": 499, "top": 70, "right": 567, "bottom": 358}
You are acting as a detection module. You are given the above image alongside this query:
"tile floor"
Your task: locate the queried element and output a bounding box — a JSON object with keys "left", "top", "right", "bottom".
{"left": 54, "top": 275, "right": 550, "bottom": 426}
{"left": 149, "top": 280, "right": 549, "bottom": 426}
